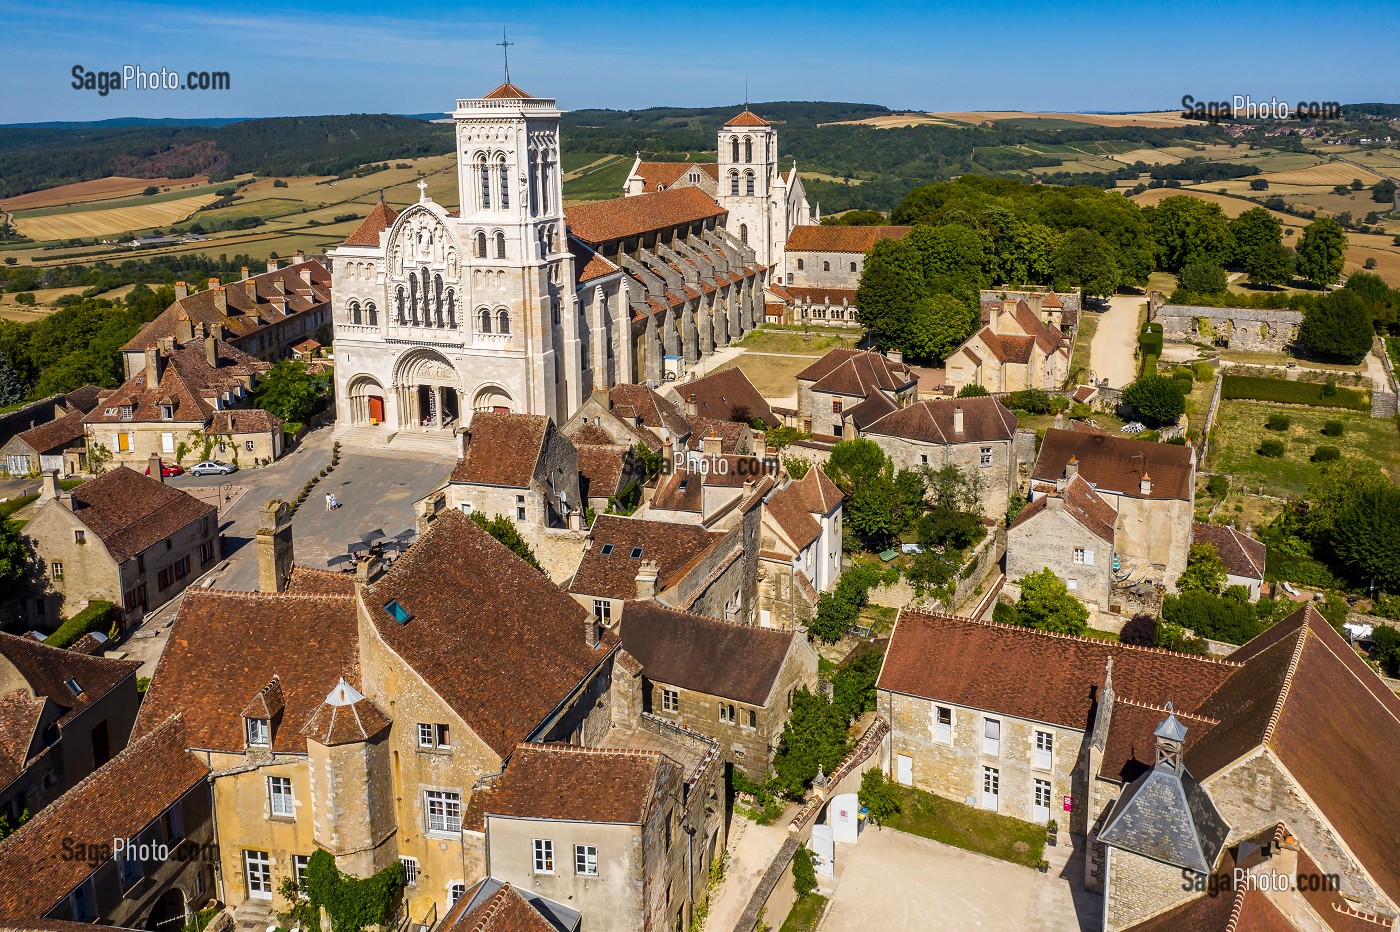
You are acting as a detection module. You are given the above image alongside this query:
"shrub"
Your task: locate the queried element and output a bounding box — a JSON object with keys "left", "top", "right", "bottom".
{"left": 1206, "top": 475, "right": 1229, "bottom": 499}
{"left": 858, "top": 768, "right": 903, "bottom": 827}
{"left": 1221, "top": 375, "right": 1368, "bottom": 410}
{"left": 1172, "top": 368, "right": 1195, "bottom": 387}
{"left": 1138, "top": 322, "right": 1164, "bottom": 357}
{"left": 303, "top": 849, "right": 404, "bottom": 932}
{"left": 1264, "top": 414, "right": 1291, "bottom": 431}
{"left": 1119, "top": 613, "right": 1158, "bottom": 646}
{"left": 1123, "top": 374, "right": 1187, "bottom": 426}
{"left": 1311, "top": 445, "right": 1341, "bottom": 463}
{"left": 1257, "top": 439, "right": 1286, "bottom": 457}
{"left": 792, "top": 846, "right": 817, "bottom": 897}
{"left": 46, "top": 601, "right": 119, "bottom": 648}
{"left": 1321, "top": 420, "right": 1344, "bottom": 437}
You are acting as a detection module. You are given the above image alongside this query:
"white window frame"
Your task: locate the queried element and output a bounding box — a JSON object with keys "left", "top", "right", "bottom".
{"left": 417, "top": 723, "right": 434, "bottom": 748}
{"left": 246, "top": 717, "right": 270, "bottom": 747}
{"left": 661, "top": 687, "right": 679, "bottom": 715}
{"left": 448, "top": 882, "right": 467, "bottom": 905}
{"left": 244, "top": 850, "right": 273, "bottom": 899}
{"left": 1034, "top": 778, "right": 1053, "bottom": 811}
{"left": 1073, "top": 547, "right": 1086, "bottom": 565}
{"left": 593, "top": 599, "right": 611, "bottom": 625}
{"left": 934, "top": 705, "right": 953, "bottom": 744}
{"left": 400, "top": 857, "right": 419, "bottom": 886}
{"left": 979, "top": 446, "right": 992, "bottom": 467}
{"left": 1034, "top": 730, "right": 1054, "bottom": 770}
{"left": 294, "top": 854, "right": 311, "bottom": 891}
{"left": 533, "top": 838, "right": 555, "bottom": 874}
{"left": 425, "top": 790, "right": 461, "bottom": 834}
{"left": 983, "top": 717, "right": 1001, "bottom": 756}
{"left": 575, "top": 844, "right": 598, "bottom": 876}
{"left": 268, "top": 776, "right": 295, "bottom": 818}
{"left": 436, "top": 723, "right": 451, "bottom": 748}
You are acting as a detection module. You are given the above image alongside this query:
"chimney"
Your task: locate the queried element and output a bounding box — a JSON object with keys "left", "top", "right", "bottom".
{"left": 144, "top": 347, "right": 161, "bottom": 386}
{"left": 415, "top": 491, "right": 444, "bottom": 536}
{"left": 663, "top": 437, "right": 675, "bottom": 473}
{"left": 205, "top": 333, "right": 218, "bottom": 369}
{"left": 244, "top": 278, "right": 257, "bottom": 301}
{"left": 256, "top": 500, "right": 295, "bottom": 594}
{"left": 174, "top": 281, "right": 188, "bottom": 300}
{"left": 1054, "top": 412, "right": 1064, "bottom": 430}
{"left": 266, "top": 258, "right": 279, "bottom": 274}
{"left": 999, "top": 297, "right": 1018, "bottom": 331}
{"left": 175, "top": 315, "right": 194, "bottom": 344}
{"left": 754, "top": 434, "right": 767, "bottom": 460}
{"left": 584, "top": 613, "right": 601, "bottom": 649}
{"left": 207, "top": 277, "right": 220, "bottom": 292}
{"left": 635, "top": 560, "right": 660, "bottom": 601}
{"left": 212, "top": 288, "right": 227, "bottom": 315}
{"left": 1047, "top": 491, "right": 1064, "bottom": 511}
{"left": 355, "top": 552, "right": 383, "bottom": 586}
{"left": 590, "top": 388, "right": 611, "bottom": 411}
{"left": 568, "top": 508, "right": 583, "bottom": 532}
{"left": 885, "top": 348, "right": 904, "bottom": 365}
{"left": 209, "top": 321, "right": 225, "bottom": 342}
{"left": 39, "top": 469, "right": 60, "bottom": 502}
{"left": 239, "top": 265, "right": 251, "bottom": 280}
{"left": 148, "top": 454, "right": 164, "bottom": 483}
{"left": 1140, "top": 471, "right": 1153, "bottom": 496}
{"left": 1065, "top": 454, "right": 1079, "bottom": 480}
{"left": 293, "top": 250, "right": 305, "bottom": 266}
{"left": 1027, "top": 293, "right": 1044, "bottom": 318}
{"left": 686, "top": 393, "right": 698, "bottom": 418}
{"left": 456, "top": 426, "right": 468, "bottom": 460}
{"left": 953, "top": 405, "right": 965, "bottom": 435}
{"left": 703, "top": 431, "right": 722, "bottom": 456}
{"left": 299, "top": 267, "right": 313, "bottom": 286}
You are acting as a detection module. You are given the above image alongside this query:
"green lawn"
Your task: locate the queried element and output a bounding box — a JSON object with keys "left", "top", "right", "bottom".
{"left": 712, "top": 354, "right": 819, "bottom": 400}
{"left": 1068, "top": 312, "right": 1098, "bottom": 383}
{"left": 734, "top": 328, "right": 858, "bottom": 355}
{"left": 884, "top": 784, "right": 1046, "bottom": 868}
{"left": 778, "top": 893, "right": 828, "bottom": 932}
{"left": 562, "top": 155, "right": 632, "bottom": 202}
{"left": 1208, "top": 401, "right": 1400, "bottom": 494}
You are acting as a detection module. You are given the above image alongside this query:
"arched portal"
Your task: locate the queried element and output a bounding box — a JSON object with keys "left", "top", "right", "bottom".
{"left": 472, "top": 385, "right": 513, "bottom": 419}
{"left": 144, "top": 887, "right": 187, "bottom": 931}
{"left": 395, "top": 349, "right": 462, "bottom": 431}
{"left": 347, "top": 374, "right": 387, "bottom": 427}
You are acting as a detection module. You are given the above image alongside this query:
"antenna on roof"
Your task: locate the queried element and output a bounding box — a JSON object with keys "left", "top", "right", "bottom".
{"left": 497, "top": 28, "right": 515, "bottom": 85}
{"left": 744, "top": 75, "right": 749, "bottom": 111}
{"left": 378, "top": 188, "right": 384, "bottom": 203}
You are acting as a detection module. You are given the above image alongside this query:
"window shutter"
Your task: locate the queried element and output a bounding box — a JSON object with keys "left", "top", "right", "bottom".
{"left": 1084, "top": 550, "right": 1095, "bottom": 566}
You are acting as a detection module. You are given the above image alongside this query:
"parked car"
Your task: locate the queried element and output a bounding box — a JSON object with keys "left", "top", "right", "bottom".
{"left": 189, "top": 461, "right": 238, "bottom": 476}
{"left": 144, "top": 462, "right": 184, "bottom": 478}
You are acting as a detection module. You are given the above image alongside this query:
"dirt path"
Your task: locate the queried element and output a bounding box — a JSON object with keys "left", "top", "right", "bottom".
{"left": 1089, "top": 295, "right": 1146, "bottom": 389}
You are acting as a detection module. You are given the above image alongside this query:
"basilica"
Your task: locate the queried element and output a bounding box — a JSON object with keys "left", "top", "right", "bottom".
{"left": 330, "top": 81, "right": 815, "bottom": 443}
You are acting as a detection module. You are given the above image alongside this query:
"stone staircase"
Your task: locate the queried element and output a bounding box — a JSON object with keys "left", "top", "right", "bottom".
{"left": 1373, "top": 390, "right": 1398, "bottom": 419}
{"left": 334, "top": 425, "right": 460, "bottom": 457}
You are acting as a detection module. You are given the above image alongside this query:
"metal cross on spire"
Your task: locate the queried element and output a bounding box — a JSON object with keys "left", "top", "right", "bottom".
{"left": 497, "top": 29, "right": 515, "bottom": 84}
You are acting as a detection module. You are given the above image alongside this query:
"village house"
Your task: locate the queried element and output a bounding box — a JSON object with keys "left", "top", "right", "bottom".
{"left": 440, "top": 880, "right": 579, "bottom": 932}
{"left": 1190, "top": 522, "right": 1267, "bottom": 599}
{"left": 0, "top": 386, "right": 107, "bottom": 477}
{"left": 666, "top": 366, "right": 779, "bottom": 429}
{"left": 945, "top": 294, "right": 1070, "bottom": 394}
{"left": 570, "top": 427, "right": 642, "bottom": 514}
{"left": 755, "top": 466, "right": 844, "bottom": 629}
{"left": 861, "top": 395, "right": 1024, "bottom": 519}
{"left": 119, "top": 256, "right": 331, "bottom": 378}
{"left": 616, "top": 600, "right": 817, "bottom": 780}
{"left": 1007, "top": 474, "right": 1117, "bottom": 616}
{"left": 23, "top": 464, "right": 219, "bottom": 625}
{"left": 0, "top": 715, "right": 215, "bottom": 931}
{"left": 1024, "top": 429, "right": 1196, "bottom": 593}
{"left": 562, "top": 384, "right": 693, "bottom": 454}
{"left": 646, "top": 452, "right": 769, "bottom": 527}
{"left": 777, "top": 224, "right": 912, "bottom": 327}
{"left": 83, "top": 335, "right": 283, "bottom": 469}
{"left": 0, "top": 632, "right": 141, "bottom": 824}
{"left": 794, "top": 347, "right": 917, "bottom": 438}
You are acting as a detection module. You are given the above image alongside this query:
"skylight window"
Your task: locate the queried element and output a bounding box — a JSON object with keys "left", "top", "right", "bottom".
{"left": 600, "top": 544, "right": 614, "bottom": 556}
{"left": 385, "top": 600, "right": 413, "bottom": 625}
{"left": 630, "top": 547, "right": 644, "bottom": 559}
{"left": 64, "top": 678, "right": 82, "bottom": 697}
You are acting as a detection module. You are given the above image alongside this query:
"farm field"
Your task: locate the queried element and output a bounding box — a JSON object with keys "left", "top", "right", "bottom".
{"left": 1254, "top": 162, "right": 1385, "bottom": 187}
{"left": 12, "top": 193, "right": 218, "bottom": 240}
{"left": 1207, "top": 400, "right": 1400, "bottom": 496}
{"left": 821, "top": 113, "right": 963, "bottom": 129}
{"left": 562, "top": 155, "right": 632, "bottom": 203}
{"left": 932, "top": 110, "right": 1191, "bottom": 127}
{"left": 0, "top": 175, "right": 210, "bottom": 211}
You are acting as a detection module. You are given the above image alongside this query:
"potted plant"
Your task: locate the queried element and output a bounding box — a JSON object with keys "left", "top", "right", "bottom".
{"left": 1037, "top": 858, "right": 1050, "bottom": 873}
{"left": 1045, "top": 818, "right": 1058, "bottom": 846}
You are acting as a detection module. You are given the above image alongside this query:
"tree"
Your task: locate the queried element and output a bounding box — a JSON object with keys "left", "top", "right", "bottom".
{"left": 469, "top": 512, "right": 544, "bottom": 573}
{"left": 1295, "top": 218, "right": 1347, "bottom": 286}
{"left": 1246, "top": 240, "right": 1295, "bottom": 287}
{"left": 783, "top": 456, "right": 810, "bottom": 480}
{"left": 1177, "top": 542, "right": 1228, "bottom": 594}
{"left": 908, "top": 223, "right": 990, "bottom": 298}
{"left": 770, "top": 688, "right": 850, "bottom": 798}
{"left": 0, "top": 521, "right": 31, "bottom": 603}
{"left": 824, "top": 439, "right": 888, "bottom": 494}
{"left": 1177, "top": 261, "right": 1228, "bottom": 294}
{"left": 1250, "top": 178, "right": 1270, "bottom": 191}
{"left": 831, "top": 648, "right": 883, "bottom": 722}
{"left": 809, "top": 562, "right": 893, "bottom": 644}
{"left": 1119, "top": 613, "right": 1158, "bottom": 646}
{"left": 921, "top": 463, "right": 983, "bottom": 514}
{"left": 1299, "top": 290, "right": 1374, "bottom": 363}
{"left": 858, "top": 768, "right": 902, "bottom": 828}
{"left": 903, "top": 292, "right": 978, "bottom": 363}
{"left": 633, "top": 443, "right": 664, "bottom": 481}
{"left": 14, "top": 293, "right": 36, "bottom": 307}
{"left": 255, "top": 359, "right": 331, "bottom": 424}
{"left": 1229, "top": 207, "right": 1283, "bottom": 270}
{"left": 1015, "top": 568, "right": 1088, "bottom": 635}
{"left": 142, "top": 186, "right": 159, "bottom": 196}
{"left": 792, "top": 846, "right": 818, "bottom": 898}
{"left": 1371, "top": 179, "right": 1397, "bottom": 204}
{"left": 855, "top": 237, "right": 925, "bottom": 351}
{"left": 1150, "top": 196, "right": 1233, "bottom": 271}
{"left": 1328, "top": 483, "right": 1400, "bottom": 592}
{"left": 846, "top": 469, "right": 923, "bottom": 544}
{"left": 956, "top": 383, "right": 989, "bottom": 398}
{"left": 1052, "top": 228, "right": 1120, "bottom": 299}
{"left": 0, "top": 351, "right": 27, "bottom": 406}
{"left": 1371, "top": 625, "right": 1400, "bottom": 677}
{"left": 1122, "top": 375, "right": 1187, "bottom": 426}
{"left": 1162, "top": 588, "right": 1261, "bottom": 644}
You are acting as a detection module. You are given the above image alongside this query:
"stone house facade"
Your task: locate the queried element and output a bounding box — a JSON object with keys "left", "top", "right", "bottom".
{"left": 23, "top": 465, "right": 219, "bottom": 625}
{"left": 1007, "top": 474, "right": 1116, "bottom": 615}
{"left": 0, "top": 386, "right": 107, "bottom": 477}
{"left": 755, "top": 467, "right": 844, "bottom": 630}
{"left": 945, "top": 295, "right": 1070, "bottom": 394}
{"left": 777, "top": 225, "right": 912, "bottom": 326}
{"left": 445, "top": 411, "right": 584, "bottom": 530}
{"left": 794, "top": 348, "right": 917, "bottom": 438}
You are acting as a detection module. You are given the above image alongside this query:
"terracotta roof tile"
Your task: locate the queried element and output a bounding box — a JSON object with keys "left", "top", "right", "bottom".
{"left": 724, "top": 110, "right": 771, "bottom": 127}
{"left": 1033, "top": 429, "right": 1194, "bottom": 501}
{"left": 791, "top": 466, "right": 843, "bottom": 514}
{"left": 441, "top": 882, "right": 559, "bottom": 932}
{"left": 609, "top": 384, "right": 690, "bottom": 444}
{"left": 803, "top": 349, "right": 915, "bottom": 398}
{"left": 464, "top": 742, "right": 668, "bottom": 828}
{"left": 342, "top": 201, "right": 400, "bottom": 247}
{"left": 864, "top": 396, "right": 1016, "bottom": 444}
{"left": 787, "top": 286, "right": 858, "bottom": 305}
{"left": 370, "top": 511, "right": 614, "bottom": 757}
{"left": 58, "top": 466, "right": 216, "bottom": 564}
{"left": 684, "top": 416, "right": 747, "bottom": 453}
{"left": 452, "top": 412, "right": 550, "bottom": 487}
{"left": 1191, "top": 523, "right": 1266, "bottom": 581}
{"left": 482, "top": 82, "right": 534, "bottom": 99}
{"left": 0, "top": 633, "right": 139, "bottom": 730}
{"left": 575, "top": 443, "right": 629, "bottom": 501}
{"left": 764, "top": 481, "right": 821, "bottom": 550}
{"left": 208, "top": 408, "right": 283, "bottom": 434}
{"left": 14, "top": 408, "right": 87, "bottom": 455}
{"left": 680, "top": 368, "right": 778, "bottom": 426}
{"left": 785, "top": 225, "right": 912, "bottom": 254}
{"left": 565, "top": 187, "right": 724, "bottom": 246}
{"left": 0, "top": 690, "right": 43, "bottom": 787}
{"left": 620, "top": 601, "right": 797, "bottom": 705}
{"left": 286, "top": 565, "right": 357, "bottom": 596}
{"left": 632, "top": 161, "right": 712, "bottom": 193}
{"left": 568, "top": 238, "right": 621, "bottom": 283}
{"left": 0, "top": 715, "right": 209, "bottom": 919}
{"left": 570, "top": 515, "right": 723, "bottom": 600}
{"left": 300, "top": 679, "right": 391, "bottom": 746}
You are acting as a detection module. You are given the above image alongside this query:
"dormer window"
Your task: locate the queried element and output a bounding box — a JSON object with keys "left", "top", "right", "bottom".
{"left": 119, "top": 405, "right": 133, "bottom": 421}
{"left": 161, "top": 404, "right": 174, "bottom": 420}
{"left": 599, "top": 544, "right": 614, "bottom": 556}
{"left": 246, "top": 717, "right": 270, "bottom": 747}
{"left": 630, "top": 547, "right": 643, "bottom": 559}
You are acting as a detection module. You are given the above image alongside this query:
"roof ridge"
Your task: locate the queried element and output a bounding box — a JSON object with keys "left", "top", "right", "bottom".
{"left": 898, "top": 608, "right": 1244, "bottom": 665}
{"left": 1114, "top": 695, "right": 1221, "bottom": 725}
{"left": 1261, "top": 622, "right": 1311, "bottom": 746}
{"left": 517, "top": 741, "right": 663, "bottom": 761}
{"left": 193, "top": 586, "right": 356, "bottom": 602}
{"left": 1222, "top": 875, "right": 1252, "bottom": 932}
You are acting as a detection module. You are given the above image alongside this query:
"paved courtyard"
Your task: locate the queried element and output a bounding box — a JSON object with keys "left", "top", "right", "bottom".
{"left": 820, "top": 828, "right": 1099, "bottom": 931}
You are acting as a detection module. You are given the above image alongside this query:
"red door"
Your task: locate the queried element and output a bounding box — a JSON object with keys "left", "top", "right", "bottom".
{"left": 368, "top": 396, "right": 385, "bottom": 424}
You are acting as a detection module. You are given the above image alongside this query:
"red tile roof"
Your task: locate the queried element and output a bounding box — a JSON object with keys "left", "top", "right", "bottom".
{"left": 482, "top": 83, "right": 534, "bottom": 99}
{"left": 441, "top": 882, "right": 559, "bottom": 932}
{"left": 565, "top": 187, "right": 725, "bottom": 246}
{"left": 452, "top": 412, "right": 551, "bottom": 487}
{"left": 300, "top": 679, "right": 392, "bottom": 747}
{"left": 286, "top": 565, "right": 357, "bottom": 596}
{"left": 680, "top": 368, "right": 779, "bottom": 426}
{"left": 60, "top": 466, "right": 216, "bottom": 564}
{"left": 14, "top": 408, "right": 88, "bottom": 456}
{"left": 724, "top": 110, "right": 771, "bottom": 127}
{"left": 568, "top": 238, "right": 621, "bottom": 283}
{"left": 800, "top": 348, "right": 915, "bottom": 397}
{"left": 0, "top": 690, "right": 42, "bottom": 787}
{"left": 787, "top": 286, "right": 859, "bottom": 305}
{"left": 864, "top": 396, "right": 1016, "bottom": 444}
{"left": 569, "top": 515, "right": 723, "bottom": 600}
{"left": 342, "top": 201, "right": 400, "bottom": 247}
{"left": 88, "top": 338, "right": 268, "bottom": 426}
{"left": 1033, "top": 429, "right": 1194, "bottom": 501}
{"left": 785, "top": 225, "right": 912, "bottom": 254}
{"left": 790, "top": 465, "right": 843, "bottom": 514}
{"left": 370, "top": 511, "right": 614, "bottom": 757}
{"left": 764, "top": 480, "right": 822, "bottom": 550}
{"left": 631, "top": 161, "right": 710, "bottom": 193}
{"left": 1191, "top": 523, "right": 1266, "bottom": 581}
{"left": 464, "top": 742, "right": 669, "bottom": 828}
{"left": 575, "top": 443, "right": 629, "bottom": 500}
{"left": 0, "top": 632, "right": 140, "bottom": 730}
{"left": 0, "top": 715, "right": 209, "bottom": 920}
{"left": 878, "top": 610, "right": 1235, "bottom": 731}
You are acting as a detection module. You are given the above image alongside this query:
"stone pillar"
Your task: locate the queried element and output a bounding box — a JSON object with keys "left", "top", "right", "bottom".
{"left": 432, "top": 386, "right": 442, "bottom": 429}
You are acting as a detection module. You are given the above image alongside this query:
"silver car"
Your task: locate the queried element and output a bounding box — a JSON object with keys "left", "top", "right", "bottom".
{"left": 189, "top": 461, "right": 238, "bottom": 476}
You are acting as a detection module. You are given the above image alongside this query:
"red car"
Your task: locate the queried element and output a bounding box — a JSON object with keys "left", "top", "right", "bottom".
{"left": 145, "top": 462, "right": 183, "bottom": 478}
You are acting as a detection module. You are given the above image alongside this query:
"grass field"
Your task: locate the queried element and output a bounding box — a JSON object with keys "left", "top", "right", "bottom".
{"left": 933, "top": 110, "right": 1191, "bottom": 128}
{"left": 884, "top": 784, "right": 1046, "bottom": 868}
{"left": 711, "top": 353, "right": 821, "bottom": 401}
{"left": 1258, "top": 162, "right": 1385, "bottom": 187}
{"left": 1208, "top": 400, "right": 1400, "bottom": 495}
{"left": 822, "top": 113, "right": 963, "bottom": 129}
{"left": 733, "top": 328, "right": 856, "bottom": 355}
{"left": 778, "top": 894, "right": 828, "bottom": 932}
{"left": 1069, "top": 311, "right": 1098, "bottom": 382}
{"left": 12, "top": 193, "right": 220, "bottom": 240}
{"left": 198, "top": 196, "right": 322, "bottom": 222}
{"left": 562, "top": 155, "right": 631, "bottom": 203}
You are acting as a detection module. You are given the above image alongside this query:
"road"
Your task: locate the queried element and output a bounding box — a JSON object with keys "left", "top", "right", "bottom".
{"left": 1088, "top": 295, "right": 1147, "bottom": 390}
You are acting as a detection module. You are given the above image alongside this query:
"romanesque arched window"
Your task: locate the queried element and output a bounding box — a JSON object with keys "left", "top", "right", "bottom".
{"left": 730, "top": 137, "right": 740, "bottom": 163}
{"left": 479, "top": 309, "right": 492, "bottom": 333}
{"left": 740, "top": 223, "right": 748, "bottom": 245}
{"left": 479, "top": 155, "right": 491, "bottom": 209}
{"left": 497, "top": 310, "right": 511, "bottom": 334}
{"left": 366, "top": 301, "right": 378, "bottom": 326}
{"left": 796, "top": 259, "right": 804, "bottom": 270}
{"left": 729, "top": 171, "right": 740, "bottom": 196}
{"left": 495, "top": 232, "right": 507, "bottom": 259}
{"left": 744, "top": 136, "right": 753, "bottom": 162}
{"left": 444, "top": 292, "right": 455, "bottom": 328}
{"left": 745, "top": 171, "right": 755, "bottom": 196}
{"left": 349, "top": 300, "right": 362, "bottom": 325}
{"left": 499, "top": 158, "right": 510, "bottom": 209}
{"left": 823, "top": 261, "right": 830, "bottom": 272}
{"left": 475, "top": 231, "right": 487, "bottom": 258}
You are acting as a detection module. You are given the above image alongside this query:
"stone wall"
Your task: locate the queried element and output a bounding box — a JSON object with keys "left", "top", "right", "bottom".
{"left": 1152, "top": 300, "right": 1302, "bottom": 353}
{"left": 867, "top": 433, "right": 1016, "bottom": 520}
{"left": 1103, "top": 846, "right": 1199, "bottom": 931}
{"left": 1007, "top": 504, "right": 1113, "bottom": 614}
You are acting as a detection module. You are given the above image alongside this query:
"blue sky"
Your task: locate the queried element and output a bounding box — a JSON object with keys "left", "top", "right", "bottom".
{"left": 1, "top": 0, "right": 1396, "bottom": 123}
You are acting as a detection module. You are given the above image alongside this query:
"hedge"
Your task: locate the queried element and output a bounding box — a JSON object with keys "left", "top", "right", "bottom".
{"left": 1139, "top": 323, "right": 1164, "bottom": 357}
{"left": 1221, "top": 375, "right": 1369, "bottom": 411}
{"left": 0, "top": 494, "right": 38, "bottom": 521}
{"left": 46, "top": 600, "right": 119, "bottom": 648}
